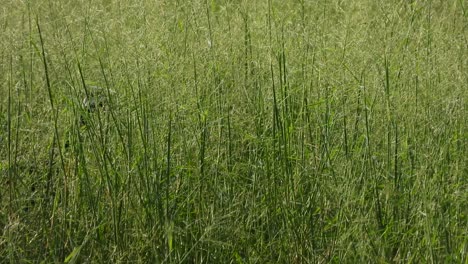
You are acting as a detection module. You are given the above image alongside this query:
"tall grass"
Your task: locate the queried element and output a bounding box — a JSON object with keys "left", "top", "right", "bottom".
{"left": 1, "top": 0, "right": 467, "bottom": 263}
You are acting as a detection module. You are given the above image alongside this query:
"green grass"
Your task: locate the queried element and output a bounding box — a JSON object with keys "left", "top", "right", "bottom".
{"left": 1, "top": 0, "right": 467, "bottom": 263}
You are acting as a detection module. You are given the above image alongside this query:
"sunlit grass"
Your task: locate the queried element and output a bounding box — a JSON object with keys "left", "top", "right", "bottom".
{"left": 1, "top": 0, "right": 466, "bottom": 263}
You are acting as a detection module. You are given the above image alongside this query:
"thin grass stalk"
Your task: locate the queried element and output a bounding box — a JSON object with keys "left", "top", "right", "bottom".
{"left": 37, "top": 18, "right": 71, "bottom": 260}
{"left": 7, "top": 55, "right": 12, "bottom": 215}
{"left": 165, "top": 112, "right": 172, "bottom": 260}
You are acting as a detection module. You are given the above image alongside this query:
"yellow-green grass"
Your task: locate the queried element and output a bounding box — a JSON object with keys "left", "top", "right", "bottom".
{"left": 0, "top": 0, "right": 466, "bottom": 263}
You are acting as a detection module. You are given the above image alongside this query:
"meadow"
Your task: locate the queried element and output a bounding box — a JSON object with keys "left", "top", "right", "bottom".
{"left": 0, "top": 0, "right": 467, "bottom": 263}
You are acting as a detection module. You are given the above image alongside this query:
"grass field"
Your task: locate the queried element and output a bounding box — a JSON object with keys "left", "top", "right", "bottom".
{"left": 1, "top": 0, "right": 467, "bottom": 263}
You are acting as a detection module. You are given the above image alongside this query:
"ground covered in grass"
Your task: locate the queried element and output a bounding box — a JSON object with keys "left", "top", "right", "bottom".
{"left": 1, "top": 0, "right": 467, "bottom": 263}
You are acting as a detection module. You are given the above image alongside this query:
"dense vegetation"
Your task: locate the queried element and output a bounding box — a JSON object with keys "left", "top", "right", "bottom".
{"left": 1, "top": 0, "right": 466, "bottom": 262}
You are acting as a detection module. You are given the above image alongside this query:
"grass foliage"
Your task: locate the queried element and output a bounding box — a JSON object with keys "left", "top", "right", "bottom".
{"left": 1, "top": 0, "right": 467, "bottom": 262}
